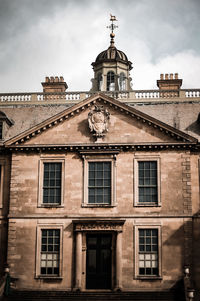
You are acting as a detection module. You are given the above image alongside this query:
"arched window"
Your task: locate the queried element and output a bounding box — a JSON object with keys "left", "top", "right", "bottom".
{"left": 119, "top": 72, "right": 126, "bottom": 91}
{"left": 107, "top": 71, "right": 115, "bottom": 91}
{"left": 97, "top": 73, "right": 103, "bottom": 91}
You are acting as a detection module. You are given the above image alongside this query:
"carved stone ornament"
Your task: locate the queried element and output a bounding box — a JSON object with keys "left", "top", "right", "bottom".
{"left": 88, "top": 105, "right": 110, "bottom": 138}
{"left": 73, "top": 220, "right": 125, "bottom": 232}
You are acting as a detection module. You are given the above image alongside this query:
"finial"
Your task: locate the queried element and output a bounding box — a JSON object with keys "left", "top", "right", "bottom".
{"left": 107, "top": 14, "right": 118, "bottom": 47}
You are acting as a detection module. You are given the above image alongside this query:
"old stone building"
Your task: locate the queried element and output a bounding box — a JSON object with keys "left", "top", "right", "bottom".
{"left": 0, "top": 17, "right": 200, "bottom": 301}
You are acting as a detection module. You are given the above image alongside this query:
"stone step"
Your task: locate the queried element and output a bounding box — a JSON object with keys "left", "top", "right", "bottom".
{"left": 2, "top": 290, "right": 186, "bottom": 301}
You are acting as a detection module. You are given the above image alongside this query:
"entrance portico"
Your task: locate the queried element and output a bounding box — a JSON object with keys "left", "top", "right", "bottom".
{"left": 73, "top": 220, "right": 125, "bottom": 291}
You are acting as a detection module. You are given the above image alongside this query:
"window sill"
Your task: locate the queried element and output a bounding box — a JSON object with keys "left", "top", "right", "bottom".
{"left": 82, "top": 204, "right": 116, "bottom": 208}
{"left": 136, "top": 276, "right": 162, "bottom": 280}
{"left": 38, "top": 204, "right": 64, "bottom": 208}
{"left": 135, "top": 203, "right": 161, "bottom": 207}
{"left": 35, "top": 275, "right": 63, "bottom": 280}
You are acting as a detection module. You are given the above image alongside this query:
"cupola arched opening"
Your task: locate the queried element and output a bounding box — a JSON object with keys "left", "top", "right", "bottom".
{"left": 97, "top": 73, "right": 103, "bottom": 91}
{"left": 119, "top": 72, "right": 126, "bottom": 91}
{"left": 107, "top": 71, "right": 115, "bottom": 91}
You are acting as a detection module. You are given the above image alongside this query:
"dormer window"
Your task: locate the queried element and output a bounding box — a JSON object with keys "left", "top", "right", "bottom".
{"left": 97, "top": 73, "right": 103, "bottom": 91}
{"left": 119, "top": 72, "right": 126, "bottom": 91}
{"left": 107, "top": 71, "right": 115, "bottom": 91}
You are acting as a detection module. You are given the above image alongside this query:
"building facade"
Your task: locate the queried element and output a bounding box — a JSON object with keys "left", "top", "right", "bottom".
{"left": 0, "top": 20, "right": 200, "bottom": 299}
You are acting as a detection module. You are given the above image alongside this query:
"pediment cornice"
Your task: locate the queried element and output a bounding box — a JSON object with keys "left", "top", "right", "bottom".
{"left": 5, "top": 93, "right": 197, "bottom": 146}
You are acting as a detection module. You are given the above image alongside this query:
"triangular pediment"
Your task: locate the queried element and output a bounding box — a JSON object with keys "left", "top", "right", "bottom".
{"left": 5, "top": 93, "right": 197, "bottom": 147}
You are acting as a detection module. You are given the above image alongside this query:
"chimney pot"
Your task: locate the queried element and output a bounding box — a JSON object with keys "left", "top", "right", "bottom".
{"left": 165, "top": 74, "right": 169, "bottom": 80}
{"left": 60, "top": 76, "right": 64, "bottom": 82}
{"left": 55, "top": 76, "right": 59, "bottom": 82}
{"left": 170, "top": 73, "right": 173, "bottom": 80}
{"left": 175, "top": 73, "right": 178, "bottom": 79}
{"left": 160, "top": 74, "right": 164, "bottom": 80}
{"left": 45, "top": 77, "right": 49, "bottom": 83}
{"left": 50, "top": 76, "right": 54, "bottom": 82}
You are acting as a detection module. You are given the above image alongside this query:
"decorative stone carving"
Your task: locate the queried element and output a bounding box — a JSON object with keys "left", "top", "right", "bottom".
{"left": 73, "top": 220, "right": 125, "bottom": 232}
{"left": 88, "top": 105, "right": 110, "bottom": 138}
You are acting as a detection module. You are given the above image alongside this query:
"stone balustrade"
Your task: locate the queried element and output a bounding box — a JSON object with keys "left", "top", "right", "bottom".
{"left": 0, "top": 89, "right": 200, "bottom": 105}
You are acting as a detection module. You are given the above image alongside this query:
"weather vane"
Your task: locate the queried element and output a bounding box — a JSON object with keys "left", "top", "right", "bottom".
{"left": 107, "top": 14, "right": 118, "bottom": 34}
{"left": 107, "top": 14, "right": 118, "bottom": 47}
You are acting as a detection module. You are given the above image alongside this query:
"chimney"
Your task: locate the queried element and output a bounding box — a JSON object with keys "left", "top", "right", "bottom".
{"left": 157, "top": 73, "right": 182, "bottom": 90}
{"left": 42, "top": 76, "right": 68, "bottom": 93}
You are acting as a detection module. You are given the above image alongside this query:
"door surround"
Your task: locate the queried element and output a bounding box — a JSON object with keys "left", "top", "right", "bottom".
{"left": 73, "top": 219, "right": 125, "bottom": 291}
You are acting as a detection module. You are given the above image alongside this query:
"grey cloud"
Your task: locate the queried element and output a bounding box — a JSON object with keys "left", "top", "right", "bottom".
{"left": 0, "top": 0, "right": 200, "bottom": 92}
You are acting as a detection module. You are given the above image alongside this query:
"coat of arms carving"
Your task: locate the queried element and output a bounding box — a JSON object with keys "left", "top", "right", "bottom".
{"left": 88, "top": 105, "right": 110, "bottom": 138}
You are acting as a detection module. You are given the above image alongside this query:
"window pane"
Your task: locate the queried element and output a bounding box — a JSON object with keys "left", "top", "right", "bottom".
{"left": 43, "top": 163, "right": 62, "bottom": 204}
{"left": 107, "top": 71, "right": 115, "bottom": 91}
{"left": 138, "top": 161, "right": 158, "bottom": 204}
{"left": 88, "top": 162, "right": 111, "bottom": 204}
{"left": 40, "top": 229, "right": 60, "bottom": 276}
{"left": 139, "top": 229, "right": 158, "bottom": 276}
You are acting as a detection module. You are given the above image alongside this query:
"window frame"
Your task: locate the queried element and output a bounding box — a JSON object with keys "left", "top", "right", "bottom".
{"left": 119, "top": 72, "right": 126, "bottom": 91}
{"left": 35, "top": 224, "right": 63, "bottom": 279}
{"left": 134, "top": 157, "right": 161, "bottom": 207}
{"left": 82, "top": 155, "right": 117, "bottom": 207}
{"left": 107, "top": 71, "right": 115, "bottom": 91}
{"left": 134, "top": 224, "right": 162, "bottom": 279}
{"left": 38, "top": 158, "right": 65, "bottom": 207}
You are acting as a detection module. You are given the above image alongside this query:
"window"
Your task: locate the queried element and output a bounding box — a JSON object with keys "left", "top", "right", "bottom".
{"left": 97, "top": 73, "right": 103, "bottom": 91}
{"left": 138, "top": 229, "right": 158, "bottom": 276}
{"left": 38, "top": 158, "right": 65, "bottom": 207}
{"left": 134, "top": 157, "right": 160, "bottom": 206}
{"left": 43, "top": 163, "right": 62, "bottom": 204}
{"left": 135, "top": 224, "right": 161, "bottom": 279}
{"left": 138, "top": 161, "right": 157, "bottom": 203}
{"left": 36, "top": 225, "right": 63, "bottom": 278}
{"left": 88, "top": 162, "right": 111, "bottom": 204}
{"left": 40, "top": 229, "right": 60, "bottom": 276}
{"left": 82, "top": 154, "right": 117, "bottom": 207}
{"left": 107, "top": 71, "right": 115, "bottom": 91}
{"left": 119, "top": 73, "right": 126, "bottom": 91}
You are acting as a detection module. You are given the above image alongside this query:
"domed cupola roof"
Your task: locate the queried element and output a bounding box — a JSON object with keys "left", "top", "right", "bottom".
{"left": 92, "top": 32, "right": 132, "bottom": 70}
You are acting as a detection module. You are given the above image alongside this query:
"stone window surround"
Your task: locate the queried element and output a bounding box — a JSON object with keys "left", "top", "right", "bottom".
{"left": 0, "top": 160, "right": 5, "bottom": 209}
{"left": 38, "top": 157, "right": 65, "bottom": 208}
{"left": 35, "top": 223, "right": 63, "bottom": 279}
{"left": 82, "top": 154, "right": 117, "bottom": 207}
{"left": 134, "top": 156, "right": 161, "bottom": 207}
{"left": 134, "top": 221, "right": 162, "bottom": 280}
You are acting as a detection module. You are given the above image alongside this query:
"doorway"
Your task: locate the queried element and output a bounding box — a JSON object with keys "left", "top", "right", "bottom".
{"left": 86, "top": 233, "right": 112, "bottom": 289}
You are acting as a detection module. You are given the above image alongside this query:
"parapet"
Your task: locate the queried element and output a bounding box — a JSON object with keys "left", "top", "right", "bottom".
{"left": 42, "top": 76, "right": 68, "bottom": 93}
{"left": 157, "top": 73, "right": 182, "bottom": 90}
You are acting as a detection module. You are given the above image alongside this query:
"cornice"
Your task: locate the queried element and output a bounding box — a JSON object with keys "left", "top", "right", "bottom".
{"left": 3, "top": 142, "right": 199, "bottom": 153}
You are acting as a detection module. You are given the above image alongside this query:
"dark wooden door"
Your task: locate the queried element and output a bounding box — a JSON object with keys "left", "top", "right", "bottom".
{"left": 86, "top": 233, "right": 112, "bottom": 289}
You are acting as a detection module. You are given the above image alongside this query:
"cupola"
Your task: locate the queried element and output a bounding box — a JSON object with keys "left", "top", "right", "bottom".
{"left": 91, "top": 15, "right": 133, "bottom": 92}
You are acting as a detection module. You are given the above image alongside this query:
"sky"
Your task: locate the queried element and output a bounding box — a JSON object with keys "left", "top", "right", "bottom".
{"left": 0, "top": 0, "right": 200, "bottom": 93}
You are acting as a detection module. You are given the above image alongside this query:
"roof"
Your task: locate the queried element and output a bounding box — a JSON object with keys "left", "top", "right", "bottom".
{"left": 3, "top": 93, "right": 197, "bottom": 147}
{"left": 92, "top": 45, "right": 132, "bottom": 70}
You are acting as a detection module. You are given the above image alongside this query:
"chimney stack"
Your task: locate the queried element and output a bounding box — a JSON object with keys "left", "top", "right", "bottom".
{"left": 157, "top": 73, "right": 182, "bottom": 91}
{"left": 42, "top": 76, "right": 68, "bottom": 93}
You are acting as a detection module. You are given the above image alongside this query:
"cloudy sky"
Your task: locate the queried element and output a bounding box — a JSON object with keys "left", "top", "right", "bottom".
{"left": 0, "top": 0, "right": 200, "bottom": 93}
